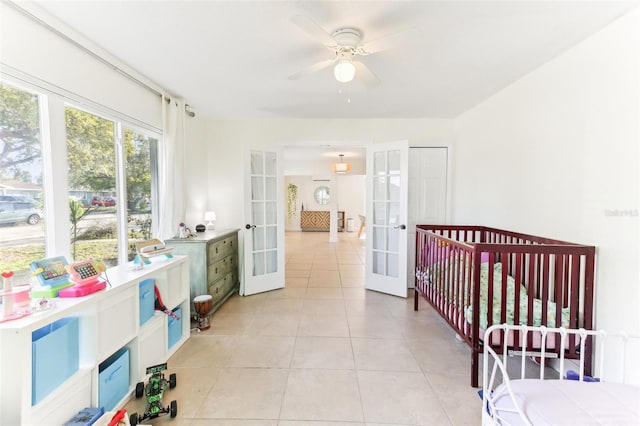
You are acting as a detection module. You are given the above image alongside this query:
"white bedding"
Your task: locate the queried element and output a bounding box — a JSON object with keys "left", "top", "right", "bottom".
{"left": 491, "top": 379, "right": 640, "bottom": 425}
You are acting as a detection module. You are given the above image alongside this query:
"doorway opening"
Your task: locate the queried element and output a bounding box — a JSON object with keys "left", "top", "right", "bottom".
{"left": 283, "top": 146, "right": 367, "bottom": 291}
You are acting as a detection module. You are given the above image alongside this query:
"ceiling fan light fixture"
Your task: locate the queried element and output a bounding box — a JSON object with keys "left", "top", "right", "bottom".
{"left": 334, "top": 60, "right": 356, "bottom": 83}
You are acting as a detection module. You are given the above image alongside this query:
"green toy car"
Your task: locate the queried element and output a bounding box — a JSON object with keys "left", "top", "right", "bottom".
{"left": 129, "top": 363, "right": 177, "bottom": 425}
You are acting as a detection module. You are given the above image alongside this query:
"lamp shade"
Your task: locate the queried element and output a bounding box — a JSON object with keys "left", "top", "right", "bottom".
{"left": 334, "top": 60, "right": 355, "bottom": 83}
{"left": 204, "top": 211, "right": 216, "bottom": 230}
{"left": 333, "top": 163, "right": 352, "bottom": 174}
{"left": 333, "top": 154, "right": 352, "bottom": 174}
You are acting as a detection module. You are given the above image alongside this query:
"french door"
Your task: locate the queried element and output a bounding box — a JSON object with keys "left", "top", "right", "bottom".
{"left": 241, "top": 148, "right": 285, "bottom": 295}
{"left": 365, "top": 140, "right": 409, "bottom": 297}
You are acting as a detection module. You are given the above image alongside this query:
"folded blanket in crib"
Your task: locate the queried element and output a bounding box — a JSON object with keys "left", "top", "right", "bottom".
{"left": 465, "top": 262, "right": 570, "bottom": 329}
{"left": 427, "top": 259, "right": 570, "bottom": 328}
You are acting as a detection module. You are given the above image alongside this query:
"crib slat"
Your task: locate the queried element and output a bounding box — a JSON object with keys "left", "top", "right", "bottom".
{"left": 487, "top": 252, "right": 495, "bottom": 330}
{"left": 500, "top": 255, "right": 508, "bottom": 325}
{"left": 541, "top": 253, "right": 550, "bottom": 326}
{"left": 513, "top": 253, "right": 524, "bottom": 353}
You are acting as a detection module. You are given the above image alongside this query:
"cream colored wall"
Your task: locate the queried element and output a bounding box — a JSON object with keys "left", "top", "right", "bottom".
{"left": 453, "top": 10, "right": 640, "bottom": 338}
{"left": 200, "top": 118, "right": 455, "bottom": 233}
{"left": 183, "top": 116, "right": 210, "bottom": 229}
{"left": 284, "top": 175, "right": 365, "bottom": 232}
{"left": 1, "top": 4, "right": 161, "bottom": 128}
{"left": 187, "top": 12, "right": 640, "bottom": 370}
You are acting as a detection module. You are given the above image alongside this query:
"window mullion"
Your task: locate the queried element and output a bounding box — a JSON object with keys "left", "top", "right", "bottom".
{"left": 41, "top": 93, "right": 72, "bottom": 258}
{"left": 114, "top": 122, "right": 128, "bottom": 266}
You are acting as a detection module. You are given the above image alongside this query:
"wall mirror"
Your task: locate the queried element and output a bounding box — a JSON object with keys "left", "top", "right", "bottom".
{"left": 314, "top": 186, "right": 330, "bottom": 205}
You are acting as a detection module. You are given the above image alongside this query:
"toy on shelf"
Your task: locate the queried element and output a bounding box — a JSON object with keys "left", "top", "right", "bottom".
{"left": 154, "top": 285, "right": 179, "bottom": 320}
{"left": 132, "top": 254, "right": 145, "bottom": 270}
{"left": 105, "top": 409, "right": 128, "bottom": 426}
{"left": 0, "top": 269, "right": 57, "bottom": 324}
{"left": 30, "top": 256, "right": 108, "bottom": 299}
{"left": 64, "top": 406, "right": 105, "bottom": 426}
{"left": 30, "top": 256, "right": 75, "bottom": 298}
{"left": 58, "top": 259, "right": 108, "bottom": 298}
{"left": 129, "top": 363, "right": 177, "bottom": 425}
{"left": 135, "top": 239, "right": 174, "bottom": 264}
{"left": 0, "top": 271, "right": 32, "bottom": 322}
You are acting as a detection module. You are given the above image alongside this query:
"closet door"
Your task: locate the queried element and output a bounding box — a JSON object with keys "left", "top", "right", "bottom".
{"left": 242, "top": 148, "right": 285, "bottom": 295}
{"left": 407, "top": 147, "right": 449, "bottom": 287}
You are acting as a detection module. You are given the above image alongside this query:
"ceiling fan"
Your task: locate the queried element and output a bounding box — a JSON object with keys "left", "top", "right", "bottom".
{"left": 289, "top": 15, "right": 409, "bottom": 88}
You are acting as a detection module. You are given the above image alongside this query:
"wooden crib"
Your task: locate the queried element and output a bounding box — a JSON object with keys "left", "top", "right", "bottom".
{"left": 414, "top": 225, "right": 596, "bottom": 387}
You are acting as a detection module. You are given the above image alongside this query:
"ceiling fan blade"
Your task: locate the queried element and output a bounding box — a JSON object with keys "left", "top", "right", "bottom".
{"left": 360, "top": 26, "right": 416, "bottom": 55}
{"left": 291, "top": 15, "right": 337, "bottom": 47}
{"left": 354, "top": 61, "right": 380, "bottom": 88}
{"left": 288, "top": 58, "right": 336, "bottom": 80}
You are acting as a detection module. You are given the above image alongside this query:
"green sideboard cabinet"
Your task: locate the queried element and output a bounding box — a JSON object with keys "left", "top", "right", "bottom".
{"left": 166, "top": 229, "right": 240, "bottom": 315}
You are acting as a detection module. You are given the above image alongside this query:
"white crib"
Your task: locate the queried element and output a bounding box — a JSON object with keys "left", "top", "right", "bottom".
{"left": 482, "top": 324, "right": 640, "bottom": 425}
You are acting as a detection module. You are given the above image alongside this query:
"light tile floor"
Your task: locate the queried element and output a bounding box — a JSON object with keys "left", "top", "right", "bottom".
{"left": 125, "top": 231, "right": 482, "bottom": 425}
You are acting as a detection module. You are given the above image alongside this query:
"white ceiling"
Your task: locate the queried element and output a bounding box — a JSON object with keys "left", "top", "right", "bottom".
{"left": 30, "top": 1, "right": 636, "bottom": 120}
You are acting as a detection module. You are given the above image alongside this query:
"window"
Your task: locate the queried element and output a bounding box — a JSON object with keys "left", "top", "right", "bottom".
{"left": 125, "top": 129, "right": 157, "bottom": 261}
{"left": 0, "top": 82, "right": 46, "bottom": 283}
{"left": 65, "top": 107, "right": 160, "bottom": 266}
{"left": 66, "top": 106, "right": 119, "bottom": 265}
{"left": 0, "top": 76, "right": 160, "bottom": 275}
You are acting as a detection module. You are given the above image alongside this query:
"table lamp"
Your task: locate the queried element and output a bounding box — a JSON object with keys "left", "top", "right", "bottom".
{"left": 204, "top": 211, "right": 216, "bottom": 230}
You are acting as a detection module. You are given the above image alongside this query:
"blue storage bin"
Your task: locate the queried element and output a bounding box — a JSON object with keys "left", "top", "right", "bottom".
{"left": 139, "top": 279, "right": 155, "bottom": 326}
{"left": 98, "top": 347, "right": 130, "bottom": 411}
{"left": 32, "top": 317, "right": 80, "bottom": 405}
{"left": 168, "top": 307, "right": 182, "bottom": 349}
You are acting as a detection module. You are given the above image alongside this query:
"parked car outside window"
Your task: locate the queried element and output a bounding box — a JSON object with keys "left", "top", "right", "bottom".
{"left": 0, "top": 195, "right": 38, "bottom": 203}
{"left": 0, "top": 201, "right": 42, "bottom": 225}
{"left": 91, "top": 196, "right": 116, "bottom": 207}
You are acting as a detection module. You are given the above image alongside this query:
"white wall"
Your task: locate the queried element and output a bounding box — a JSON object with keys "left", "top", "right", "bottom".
{"left": 1, "top": 3, "right": 162, "bottom": 129}
{"left": 453, "top": 10, "right": 640, "bottom": 337}
{"left": 202, "top": 119, "right": 455, "bottom": 234}
{"left": 285, "top": 156, "right": 365, "bottom": 176}
{"left": 182, "top": 115, "right": 210, "bottom": 229}
{"left": 335, "top": 174, "right": 366, "bottom": 232}
{"left": 284, "top": 174, "right": 365, "bottom": 232}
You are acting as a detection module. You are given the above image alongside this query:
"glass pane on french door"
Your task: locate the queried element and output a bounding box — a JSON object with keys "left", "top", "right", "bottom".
{"left": 372, "top": 149, "right": 401, "bottom": 278}
{"left": 250, "top": 150, "right": 278, "bottom": 276}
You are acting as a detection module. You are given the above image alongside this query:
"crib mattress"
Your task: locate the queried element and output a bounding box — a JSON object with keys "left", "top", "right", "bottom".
{"left": 492, "top": 379, "right": 640, "bottom": 425}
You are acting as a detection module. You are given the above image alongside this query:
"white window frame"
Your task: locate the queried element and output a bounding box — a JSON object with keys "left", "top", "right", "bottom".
{"left": 1, "top": 74, "right": 161, "bottom": 264}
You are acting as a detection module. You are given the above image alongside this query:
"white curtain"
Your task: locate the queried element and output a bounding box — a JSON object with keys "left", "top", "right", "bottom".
{"left": 158, "top": 96, "right": 186, "bottom": 240}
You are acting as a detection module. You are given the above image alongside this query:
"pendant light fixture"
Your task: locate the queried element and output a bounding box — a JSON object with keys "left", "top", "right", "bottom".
{"left": 332, "top": 154, "right": 352, "bottom": 174}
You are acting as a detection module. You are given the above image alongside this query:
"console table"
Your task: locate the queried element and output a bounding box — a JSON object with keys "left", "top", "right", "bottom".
{"left": 300, "top": 211, "right": 345, "bottom": 232}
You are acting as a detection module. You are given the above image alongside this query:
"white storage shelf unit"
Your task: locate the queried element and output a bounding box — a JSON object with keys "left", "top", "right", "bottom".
{"left": 0, "top": 255, "right": 190, "bottom": 426}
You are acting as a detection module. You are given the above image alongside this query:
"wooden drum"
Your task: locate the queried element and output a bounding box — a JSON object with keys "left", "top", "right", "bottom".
{"left": 193, "top": 294, "right": 213, "bottom": 330}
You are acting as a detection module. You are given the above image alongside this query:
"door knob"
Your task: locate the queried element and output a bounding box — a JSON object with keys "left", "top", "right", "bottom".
{"left": 245, "top": 224, "right": 256, "bottom": 229}
{"left": 394, "top": 224, "right": 407, "bottom": 230}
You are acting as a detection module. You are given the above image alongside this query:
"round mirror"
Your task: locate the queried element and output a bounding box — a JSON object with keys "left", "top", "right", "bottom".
{"left": 314, "top": 186, "right": 330, "bottom": 205}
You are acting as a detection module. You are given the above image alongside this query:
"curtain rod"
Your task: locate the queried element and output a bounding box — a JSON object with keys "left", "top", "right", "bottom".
{"left": 6, "top": 0, "right": 164, "bottom": 98}
{"left": 164, "top": 97, "right": 196, "bottom": 118}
